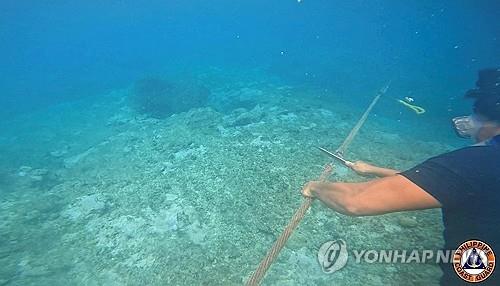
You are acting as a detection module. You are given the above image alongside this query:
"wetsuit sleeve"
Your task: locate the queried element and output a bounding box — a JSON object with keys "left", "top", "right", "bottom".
{"left": 399, "top": 156, "right": 474, "bottom": 209}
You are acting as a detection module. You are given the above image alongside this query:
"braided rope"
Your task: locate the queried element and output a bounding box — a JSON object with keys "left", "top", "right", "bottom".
{"left": 245, "top": 164, "right": 333, "bottom": 286}
{"left": 246, "top": 83, "right": 390, "bottom": 285}
{"left": 336, "top": 83, "right": 390, "bottom": 155}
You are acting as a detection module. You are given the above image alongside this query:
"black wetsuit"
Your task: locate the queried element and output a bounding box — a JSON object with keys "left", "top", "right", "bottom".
{"left": 400, "top": 135, "right": 500, "bottom": 285}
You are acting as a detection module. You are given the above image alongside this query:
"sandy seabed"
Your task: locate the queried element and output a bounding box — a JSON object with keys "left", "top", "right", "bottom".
{"left": 0, "top": 70, "right": 452, "bottom": 285}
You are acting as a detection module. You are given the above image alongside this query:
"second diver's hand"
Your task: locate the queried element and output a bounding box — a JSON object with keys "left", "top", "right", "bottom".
{"left": 346, "top": 161, "right": 400, "bottom": 178}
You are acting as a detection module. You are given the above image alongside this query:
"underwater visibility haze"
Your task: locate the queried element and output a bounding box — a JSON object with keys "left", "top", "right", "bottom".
{"left": 0, "top": 1, "right": 499, "bottom": 285}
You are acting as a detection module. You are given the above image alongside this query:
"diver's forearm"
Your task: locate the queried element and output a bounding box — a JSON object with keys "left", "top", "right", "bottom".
{"left": 311, "top": 182, "right": 362, "bottom": 216}
{"left": 369, "top": 166, "right": 400, "bottom": 177}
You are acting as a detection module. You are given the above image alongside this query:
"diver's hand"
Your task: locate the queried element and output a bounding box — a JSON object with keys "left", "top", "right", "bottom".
{"left": 301, "top": 181, "right": 316, "bottom": 198}
{"left": 345, "top": 161, "right": 375, "bottom": 176}
{"left": 346, "top": 161, "right": 400, "bottom": 177}
{"left": 301, "top": 181, "right": 326, "bottom": 198}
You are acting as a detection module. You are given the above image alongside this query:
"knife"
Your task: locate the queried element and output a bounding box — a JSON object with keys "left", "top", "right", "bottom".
{"left": 317, "top": 146, "right": 353, "bottom": 166}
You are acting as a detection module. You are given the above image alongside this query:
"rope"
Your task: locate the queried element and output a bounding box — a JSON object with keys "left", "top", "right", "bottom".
{"left": 245, "top": 83, "right": 390, "bottom": 286}
{"left": 245, "top": 164, "right": 333, "bottom": 286}
{"left": 336, "top": 82, "right": 391, "bottom": 156}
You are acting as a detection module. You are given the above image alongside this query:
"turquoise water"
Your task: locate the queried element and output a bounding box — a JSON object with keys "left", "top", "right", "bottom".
{"left": 1, "top": 1, "right": 499, "bottom": 285}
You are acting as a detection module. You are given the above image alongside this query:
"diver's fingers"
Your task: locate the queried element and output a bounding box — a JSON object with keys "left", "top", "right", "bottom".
{"left": 301, "top": 181, "right": 315, "bottom": 197}
{"left": 345, "top": 161, "right": 354, "bottom": 168}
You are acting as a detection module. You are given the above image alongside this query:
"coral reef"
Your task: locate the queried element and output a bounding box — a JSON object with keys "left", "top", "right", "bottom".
{"left": 131, "top": 77, "right": 210, "bottom": 118}
{"left": 0, "top": 70, "right": 457, "bottom": 285}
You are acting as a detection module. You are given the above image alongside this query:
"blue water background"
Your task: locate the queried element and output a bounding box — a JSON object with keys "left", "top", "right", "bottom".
{"left": 1, "top": 2, "right": 500, "bottom": 285}
{"left": 1, "top": 0, "right": 499, "bottom": 123}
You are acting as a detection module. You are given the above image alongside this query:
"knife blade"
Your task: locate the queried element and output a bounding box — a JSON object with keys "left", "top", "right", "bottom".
{"left": 317, "top": 147, "right": 353, "bottom": 166}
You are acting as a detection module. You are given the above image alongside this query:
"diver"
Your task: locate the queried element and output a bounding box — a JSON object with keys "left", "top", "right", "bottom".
{"left": 302, "top": 68, "right": 500, "bottom": 285}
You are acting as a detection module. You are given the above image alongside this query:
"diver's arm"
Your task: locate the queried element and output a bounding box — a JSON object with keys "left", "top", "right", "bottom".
{"left": 361, "top": 165, "right": 399, "bottom": 177}
{"left": 346, "top": 161, "right": 400, "bottom": 177}
{"left": 302, "top": 175, "right": 441, "bottom": 216}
